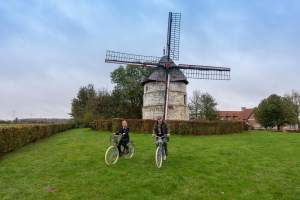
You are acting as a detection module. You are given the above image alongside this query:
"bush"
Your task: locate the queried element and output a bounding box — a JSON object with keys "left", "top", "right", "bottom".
{"left": 0, "top": 124, "right": 74, "bottom": 155}
{"left": 90, "top": 119, "right": 245, "bottom": 135}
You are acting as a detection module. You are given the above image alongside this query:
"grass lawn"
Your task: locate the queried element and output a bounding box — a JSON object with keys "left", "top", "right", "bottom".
{"left": 0, "top": 129, "right": 300, "bottom": 200}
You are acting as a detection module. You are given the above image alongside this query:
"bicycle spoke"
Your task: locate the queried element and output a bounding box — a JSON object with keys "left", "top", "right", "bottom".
{"left": 105, "top": 146, "right": 119, "bottom": 165}
{"left": 156, "top": 147, "right": 163, "bottom": 168}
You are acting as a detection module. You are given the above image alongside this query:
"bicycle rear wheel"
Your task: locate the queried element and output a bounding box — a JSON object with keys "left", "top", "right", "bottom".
{"left": 105, "top": 146, "right": 119, "bottom": 165}
{"left": 155, "top": 146, "right": 163, "bottom": 168}
{"left": 162, "top": 147, "right": 167, "bottom": 161}
{"left": 124, "top": 143, "right": 135, "bottom": 159}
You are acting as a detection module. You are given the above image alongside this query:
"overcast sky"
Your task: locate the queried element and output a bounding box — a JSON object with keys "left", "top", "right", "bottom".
{"left": 1, "top": 0, "right": 300, "bottom": 120}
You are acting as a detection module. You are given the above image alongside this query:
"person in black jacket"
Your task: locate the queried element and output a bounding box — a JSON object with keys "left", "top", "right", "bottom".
{"left": 115, "top": 120, "right": 130, "bottom": 155}
{"left": 152, "top": 117, "right": 169, "bottom": 160}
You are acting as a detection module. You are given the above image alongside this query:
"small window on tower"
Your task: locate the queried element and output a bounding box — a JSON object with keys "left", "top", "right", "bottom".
{"left": 184, "top": 95, "right": 186, "bottom": 105}
{"left": 145, "top": 86, "right": 148, "bottom": 91}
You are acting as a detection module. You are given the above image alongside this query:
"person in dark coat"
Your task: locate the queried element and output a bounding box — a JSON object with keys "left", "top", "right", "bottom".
{"left": 115, "top": 120, "right": 130, "bottom": 155}
{"left": 152, "top": 117, "right": 169, "bottom": 160}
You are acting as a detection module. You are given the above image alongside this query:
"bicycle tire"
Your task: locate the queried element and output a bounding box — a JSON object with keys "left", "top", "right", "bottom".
{"left": 124, "top": 143, "right": 135, "bottom": 159}
{"left": 155, "top": 146, "right": 163, "bottom": 168}
{"left": 105, "top": 146, "right": 119, "bottom": 165}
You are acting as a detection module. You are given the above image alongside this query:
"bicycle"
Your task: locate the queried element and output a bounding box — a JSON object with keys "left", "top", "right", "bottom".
{"left": 105, "top": 134, "right": 135, "bottom": 165}
{"left": 153, "top": 135, "right": 168, "bottom": 168}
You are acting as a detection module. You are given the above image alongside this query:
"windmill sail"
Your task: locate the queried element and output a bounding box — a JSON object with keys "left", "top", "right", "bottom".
{"left": 105, "top": 50, "right": 160, "bottom": 66}
{"left": 166, "top": 12, "right": 181, "bottom": 61}
{"left": 177, "top": 64, "right": 231, "bottom": 80}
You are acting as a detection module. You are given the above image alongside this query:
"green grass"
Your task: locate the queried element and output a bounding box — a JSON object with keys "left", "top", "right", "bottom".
{"left": 1, "top": 129, "right": 300, "bottom": 200}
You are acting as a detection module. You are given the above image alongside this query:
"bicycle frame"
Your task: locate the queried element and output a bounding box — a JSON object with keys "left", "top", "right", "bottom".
{"left": 154, "top": 135, "right": 167, "bottom": 168}
{"left": 111, "top": 134, "right": 133, "bottom": 155}
{"left": 110, "top": 134, "right": 122, "bottom": 146}
{"left": 155, "top": 135, "right": 167, "bottom": 155}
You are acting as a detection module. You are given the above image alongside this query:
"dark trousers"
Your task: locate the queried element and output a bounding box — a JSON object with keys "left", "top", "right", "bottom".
{"left": 156, "top": 138, "right": 168, "bottom": 156}
{"left": 118, "top": 138, "right": 129, "bottom": 154}
{"left": 163, "top": 142, "right": 168, "bottom": 156}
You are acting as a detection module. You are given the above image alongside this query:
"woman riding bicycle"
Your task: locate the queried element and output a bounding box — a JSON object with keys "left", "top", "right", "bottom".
{"left": 115, "top": 120, "right": 130, "bottom": 155}
{"left": 152, "top": 117, "right": 169, "bottom": 160}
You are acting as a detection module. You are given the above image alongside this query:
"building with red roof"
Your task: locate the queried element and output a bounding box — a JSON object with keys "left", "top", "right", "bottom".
{"left": 218, "top": 107, "right": 261, "bottom": 129}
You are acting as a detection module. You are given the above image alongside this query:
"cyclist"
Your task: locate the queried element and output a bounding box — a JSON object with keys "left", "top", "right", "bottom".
{"left": 115, "top": 120, "right": 130, "bottom": 155}
{"left": 152, "top": 117, "right": 169, "bottom": 160}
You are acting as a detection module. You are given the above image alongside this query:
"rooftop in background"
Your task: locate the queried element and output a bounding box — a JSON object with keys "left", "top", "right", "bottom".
{"left": 218, "top": 107, "right": 254, "bottom": 121}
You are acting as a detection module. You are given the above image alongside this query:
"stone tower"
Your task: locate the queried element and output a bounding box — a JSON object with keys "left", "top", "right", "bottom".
{"left": 142, "top": 67, "right": 189, "bottom": 120}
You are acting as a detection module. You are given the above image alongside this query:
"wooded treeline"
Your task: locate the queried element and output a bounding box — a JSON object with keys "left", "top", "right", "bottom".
{"left": 70, "top": 65, "right": 152, "bottom": 125}
{"left": 71, "top": 64, "right": 300, "bottom": 130}
{"left": 70, "top": 65, "right": 220, "bottom": 125}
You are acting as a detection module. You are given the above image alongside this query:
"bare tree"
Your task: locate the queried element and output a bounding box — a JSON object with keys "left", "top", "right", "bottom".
{"left": 189, "top": 90, "right": 218, "bottom": 120}
{"left": 189, "top": 90, "right": 202, "bottom": 119}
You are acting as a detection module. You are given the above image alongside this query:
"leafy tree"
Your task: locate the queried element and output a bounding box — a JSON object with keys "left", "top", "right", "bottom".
{"left": 94, "top": 89, "right": 115, "bottom": 119}
{"left": 71, "top": 84, "right": 97, "bottom": 125}
{"left": 285, "top": 90, "right": 300, "bottom": 130}
{"left": 189, "top": 90, "right": 218, "bottom": 120}
{"left": 255, "top": 94, "right": 283, "bottom": 129}
{"left": 71, "top": 86, "right": 116, "bottom": 124}
{"left": 0, "top": 120, "right": 10, "bottom": 124}
{"left": 110, "top": 65, "right": 152, "bottom": 118}
{"left": 71, "top": 65, "right": 152, "bottom": 123}
{"left": 255, "top": 94, "right": 298, "bottom": 130}
{"left": 282, "top": 97, "right": 298, "bottom": 129}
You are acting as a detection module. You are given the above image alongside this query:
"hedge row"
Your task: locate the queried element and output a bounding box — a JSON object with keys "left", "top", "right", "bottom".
{"left": 0, "top": 124, "right": 74, "bottom": 155}
{"left": 90, "top": 119, "right": 246, "bottom": 135}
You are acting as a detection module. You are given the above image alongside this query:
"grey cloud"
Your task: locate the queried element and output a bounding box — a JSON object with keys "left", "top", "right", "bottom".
{"left": 1, "top": 0, "right": 300, "bottom": 119}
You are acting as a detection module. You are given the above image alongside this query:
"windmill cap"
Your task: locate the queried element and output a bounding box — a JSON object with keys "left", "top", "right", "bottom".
{"left": 142, "top": 67, "right": 188, "bottom": 85}
{"left": 158, "top": 56, "right": 176, "bottom": 66}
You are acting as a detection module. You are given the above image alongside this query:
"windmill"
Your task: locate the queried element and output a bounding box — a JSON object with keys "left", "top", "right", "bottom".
{"left": 105, "top": 12, "right": 230, "bottom": 120}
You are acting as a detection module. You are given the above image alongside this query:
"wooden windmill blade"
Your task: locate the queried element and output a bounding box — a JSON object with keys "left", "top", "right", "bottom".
{"left": 177, "top": 64, "right": 231, "bottom": 80}
{"left": 163, "top": 12, "right": 182, "bottom": 120}
{"left": 166, "top": 12, "right": 181, "bottom": 61}
{"left": 105, "top": 50, "right": 160, "bottom": 67}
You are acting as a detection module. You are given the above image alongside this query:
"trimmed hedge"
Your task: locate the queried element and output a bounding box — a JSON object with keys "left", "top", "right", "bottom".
{"left": 0, "top": 124, "right": 74, "bottom": 155}
{"left": 90, "top": 118, "right": 245, "bottom": 135}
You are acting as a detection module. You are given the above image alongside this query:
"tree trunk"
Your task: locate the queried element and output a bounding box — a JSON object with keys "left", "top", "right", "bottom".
{"left": 277, "top": 125, "right": 281, "bottom": 131}
{"left": 297, "top": 112, "right": 300, "bottom": 131}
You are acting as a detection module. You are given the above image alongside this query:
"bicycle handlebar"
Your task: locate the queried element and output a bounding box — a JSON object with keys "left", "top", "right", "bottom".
{"left": 112, "top": 134, "right": 122, "bottom": 137}
{"left": 154, "top": 135, "right": 166, "bottom": 138}
{"left": 152, "top": 134, "right": 169, "bottom": 138}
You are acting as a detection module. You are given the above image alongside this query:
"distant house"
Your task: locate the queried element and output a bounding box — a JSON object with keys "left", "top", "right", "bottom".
{"left": 218, "top": 107, "right": 261, "bottom": 129}
{"left": 219, "top": 107, "right": 299, "bottom": 130}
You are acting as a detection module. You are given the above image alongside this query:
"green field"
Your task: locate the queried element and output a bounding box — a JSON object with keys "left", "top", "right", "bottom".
{"left": 0, "top": 129, "right": 300, "bottom": 200}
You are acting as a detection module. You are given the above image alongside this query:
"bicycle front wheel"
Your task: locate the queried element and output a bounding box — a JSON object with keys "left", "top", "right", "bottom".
{"left": 105, "top": 146, "right": 119, "bottom": 165}
{"left": 155, "top": 146, "right": 163, "bottom": 168}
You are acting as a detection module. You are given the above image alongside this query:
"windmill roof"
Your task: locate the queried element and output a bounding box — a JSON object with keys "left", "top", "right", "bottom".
{"left": 142, "top": 67, "right": 188, "bottom": 85}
